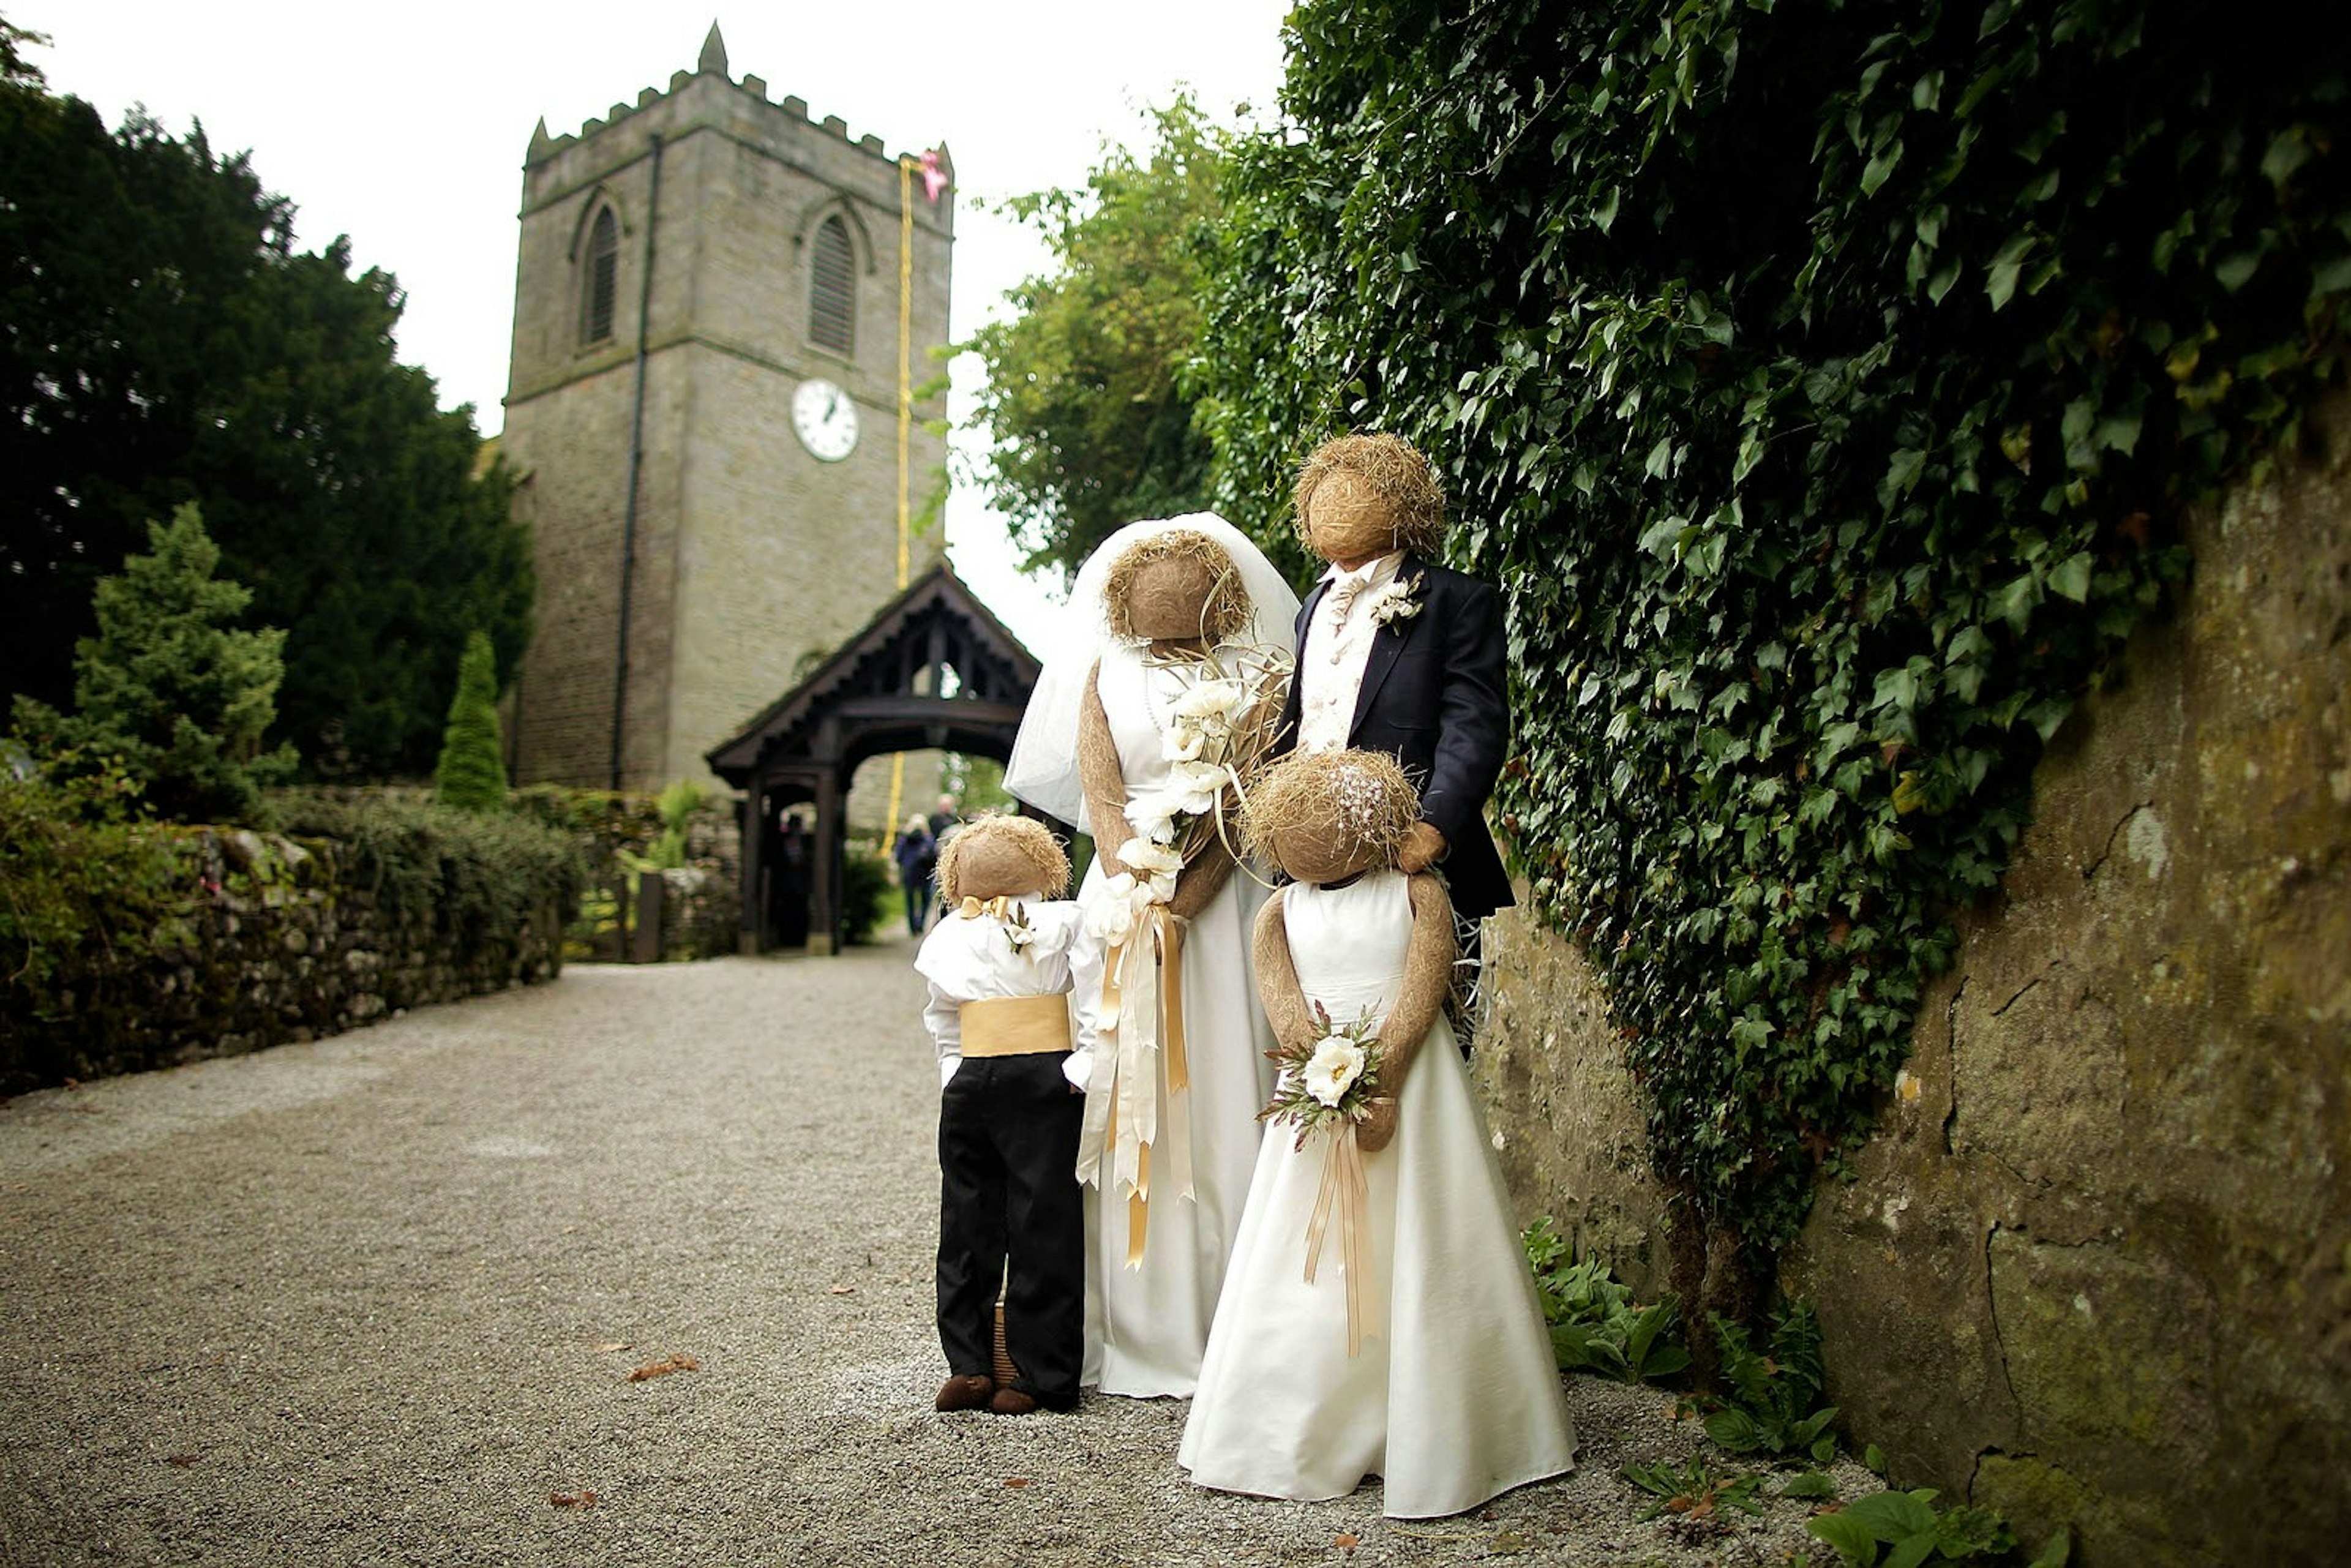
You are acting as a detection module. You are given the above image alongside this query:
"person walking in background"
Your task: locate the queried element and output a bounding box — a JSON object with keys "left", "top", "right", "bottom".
{"left": 895, "top": 814, "right": 939, "bottom": 936}
{"left": 776, "top": 809, "right": 812, "bottom": 947}
{"left": 928, "top": 792, "right": 961, "bottom": 842}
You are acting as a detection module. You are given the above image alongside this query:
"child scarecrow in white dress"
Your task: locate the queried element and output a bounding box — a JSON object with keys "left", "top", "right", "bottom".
{"left": 1179, "top": 749, "right": 1574, "bottom": 1517}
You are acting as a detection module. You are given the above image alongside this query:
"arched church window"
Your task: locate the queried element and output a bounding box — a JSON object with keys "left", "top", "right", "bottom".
{"left": 809, "top": 214, "right": 855, "bottom": 354}
{"left": 580, "top": 205, "right": 619, "bottom": 346}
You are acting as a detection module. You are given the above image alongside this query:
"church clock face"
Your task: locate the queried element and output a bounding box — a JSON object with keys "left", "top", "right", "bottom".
{"left": 792, "top": 377, "right": 859, "bottom": 462}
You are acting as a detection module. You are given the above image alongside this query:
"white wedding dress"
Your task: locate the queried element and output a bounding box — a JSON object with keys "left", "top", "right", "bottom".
{"left": 1178, "top": 871, "right": 1575, "bottom": 1518}
{"left": 1074, "top": 641, "right": 1278, "bottom": 1398}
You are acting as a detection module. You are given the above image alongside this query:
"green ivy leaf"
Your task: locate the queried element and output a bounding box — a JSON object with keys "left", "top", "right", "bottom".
{"left": 2047, "top": 550, "right": 2094, "bottom": 602}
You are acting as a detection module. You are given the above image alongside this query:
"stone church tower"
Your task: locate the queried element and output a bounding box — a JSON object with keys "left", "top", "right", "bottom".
{"left": 501, "top": 25, "right": 953, "bottom": 792}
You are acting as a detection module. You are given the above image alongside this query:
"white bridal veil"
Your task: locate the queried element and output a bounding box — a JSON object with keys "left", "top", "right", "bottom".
{"left": 1003, "top": 512, "right": 1302, "bottom": 831}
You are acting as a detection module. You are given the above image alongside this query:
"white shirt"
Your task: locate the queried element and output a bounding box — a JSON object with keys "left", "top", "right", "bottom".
{"left": 912, "top": 890, "right": 1094, "bottom": 1090}
{"left": 1295, "top": 551, "right": 1406, "bottom": 753}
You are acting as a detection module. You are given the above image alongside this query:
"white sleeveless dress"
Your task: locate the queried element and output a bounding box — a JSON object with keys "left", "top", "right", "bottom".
{"left": 1177, "top": 871, "right": 1575, "bottom": 1518}
{"left": 1074, "top": 642, "right": 1278, "bottom": 1397}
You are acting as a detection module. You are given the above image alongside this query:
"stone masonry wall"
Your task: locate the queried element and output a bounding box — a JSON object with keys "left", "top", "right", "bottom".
{"left": 0, "top": 828, "right": 564, "bottom": 1096}
{"left": 1472, "top": 396, "right": 2351, "bottom": 1567}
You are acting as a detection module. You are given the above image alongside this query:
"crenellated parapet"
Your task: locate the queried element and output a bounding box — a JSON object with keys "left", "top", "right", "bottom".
{"left": 520, "top": 21, "right": 951, "bottom": 231}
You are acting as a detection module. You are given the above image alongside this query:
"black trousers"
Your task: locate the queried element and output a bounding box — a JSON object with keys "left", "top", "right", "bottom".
{"left": 936, "top": 1052, "right": 1085, "bottom": 1406}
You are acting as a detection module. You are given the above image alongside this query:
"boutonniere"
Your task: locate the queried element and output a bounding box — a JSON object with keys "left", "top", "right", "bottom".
{"left": 960, "top": 894, "right": 1037, "bottom": 956}
{"left": 1366, "top": 571, "right": 1425, "bottom": 629}
{"left": 1000, "top": 900, "right": 1038, "bottom": 957}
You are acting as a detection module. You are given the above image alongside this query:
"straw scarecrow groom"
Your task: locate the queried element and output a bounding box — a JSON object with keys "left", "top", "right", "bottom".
{"left": 1274, "top": 433, "right": 1513, "bottom": 926}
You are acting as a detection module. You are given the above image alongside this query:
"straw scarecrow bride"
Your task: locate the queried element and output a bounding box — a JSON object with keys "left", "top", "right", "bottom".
{"left": 1004, "top": 512, "right": 1297, "bottom": 1397}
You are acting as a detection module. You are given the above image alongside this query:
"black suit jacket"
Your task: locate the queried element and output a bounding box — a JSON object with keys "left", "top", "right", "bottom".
{"left": 1275, "top": 556, "right": 1515, "bottom": 919}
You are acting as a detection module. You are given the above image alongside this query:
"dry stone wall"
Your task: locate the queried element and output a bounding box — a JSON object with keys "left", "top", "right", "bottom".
{"left": 1, "top": 827, "right": 564, "bottom": 1095}
{"left": 1473, "top": 396, "right": 2351, "bottom": 1567}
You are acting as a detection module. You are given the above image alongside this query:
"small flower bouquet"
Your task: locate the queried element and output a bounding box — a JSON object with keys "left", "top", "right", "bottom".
{"left": 1000, "top": 900, "right": 1037, "bottom": 957}
{"left": 1259, "top": 1000, "right": 1385, "bottom": 1148}
{"left": 1259, "top": 999, "right": 1385, "bottom": 1356}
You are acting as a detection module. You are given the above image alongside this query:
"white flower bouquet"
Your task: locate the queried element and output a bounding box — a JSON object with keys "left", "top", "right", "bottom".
{"left": 1258, "top": 1000, "right": 1385, "bottom": 1149}
{"left": 1365, "top": 569, "right": 1425, "bottom": 629}
{"left": 1122, "top": 645, "right": 1289, "bottom": 885}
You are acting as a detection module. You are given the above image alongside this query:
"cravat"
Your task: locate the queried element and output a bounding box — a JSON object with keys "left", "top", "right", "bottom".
{"left": 1321, "top": 572, "right": 1372, "bottom": 662}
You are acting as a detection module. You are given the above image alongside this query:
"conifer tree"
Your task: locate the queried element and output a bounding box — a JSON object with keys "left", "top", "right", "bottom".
{"left": 12, "top": 503, "right": 296, "bottom": 822}
{"left": 432, "top": 629, "right": 507, "bottom": 811}
{"left": 2, "top": 68, "right": 532, "bottom": 779}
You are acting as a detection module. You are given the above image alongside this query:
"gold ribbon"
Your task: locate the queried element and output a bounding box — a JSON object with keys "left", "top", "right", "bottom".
{"left": 1162, "top": 915, "right": 1188, "bottom": 1091}
{"left": 1302, "top": 1122, "right": 1379, "bottom": 1358}
{"left": 958, "top": 994, "right": 1072, "bottom": 1057}
{"left": 958, "top": 895, "right": 1013, "bottom": 921}
{"left": 1075, "top": 902, "right": 1194, "bottom": 1269}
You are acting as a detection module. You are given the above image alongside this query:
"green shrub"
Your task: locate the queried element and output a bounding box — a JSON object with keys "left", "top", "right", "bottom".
{"left": 4, "top": 784, "right": 577, "bottom": 1092}
{"left": 12, "top": 505, "right": 296, "bottom": 823}
{"left": 648, "top": 777, "right": 707, "bottom": 869}
{"left": 1700, "top": 1302, "right": 1839, "bottom": 1463}
{"left": 1198, "top": 0, "right": 2351, "bottom": 1297}
{"left": 0, "top": 765, "right": 190, "bottom": 1040}
{"left": 839, "top": 838, "right": 891, "bottom": 946}
{"left": 433, "top": 629, "right": 508, "bottom": 811}
{"left": 1811, "top": 1487, "right": 2070, "bottom": 1567}
{"left": 508, "top": 782, "right": 633, "bottom": 838}
{"left": 1524, "top": 1218, "right": 1693, "bottom": 1383}
{"left": 509, "top": 781, "right": 735, "bottom": 959}
{"left": 273, "top": 790, "right": 581, "bottom": 948}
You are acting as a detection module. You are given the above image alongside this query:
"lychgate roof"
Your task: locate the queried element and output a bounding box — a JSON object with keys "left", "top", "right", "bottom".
{"left": 706, "top": 561, "right": 1042, "bottom": 784}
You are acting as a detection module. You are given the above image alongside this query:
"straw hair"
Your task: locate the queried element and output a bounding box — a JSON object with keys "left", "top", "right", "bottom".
{"left": 1242, "top": 749, "right": 1419, "bottom": 869}
{"left": 934, "top": 814, "right": 1070, "bottom": 902}
{"left": 1101, "top": 530, "right": 1251, "bottom": 644}
{"left": 1292, "top": 433, "right": 1447, "bottom": 558}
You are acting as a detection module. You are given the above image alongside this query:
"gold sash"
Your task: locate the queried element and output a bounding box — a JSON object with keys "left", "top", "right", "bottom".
{"left": 959, "top": 994, "right": 1072, "bottom": 1057}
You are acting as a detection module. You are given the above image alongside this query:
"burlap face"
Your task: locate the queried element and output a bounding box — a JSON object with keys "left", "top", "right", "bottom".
{"left": 1125, "top": 555, "right": 1224, "bottom": 643}
{"left": 936, "top": 816, "right": 1070, "bottom": 903}
{"left": 1290, "top": 433, "right": 1446, "bottom": 563}
{"left": 1273, "top": 828, "right": 1374, "bottom": 888}
{"left": 1242, "top": 749, "right": 1417, "bottom": 888}
{"left": 1302, "top": 470, "right": 1404, "bottom": 566}
{"left": 1102, "top": 530, "right": 1247, "bottom": 645}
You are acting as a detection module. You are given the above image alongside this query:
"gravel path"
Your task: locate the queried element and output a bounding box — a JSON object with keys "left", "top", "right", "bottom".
{"left": 0, "top": 942, "right": 1867, "bottom": 1567}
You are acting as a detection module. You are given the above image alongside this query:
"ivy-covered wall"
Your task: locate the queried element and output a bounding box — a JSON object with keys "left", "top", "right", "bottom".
{"left": 1, "top": 807, "right": 577, "bottom": 1096}
{"left": 1200, "top": 0, "right": 2345, "bottom": 1376}
{"left": 1475, "top": 391, "right": 2350, "bottom": 1566}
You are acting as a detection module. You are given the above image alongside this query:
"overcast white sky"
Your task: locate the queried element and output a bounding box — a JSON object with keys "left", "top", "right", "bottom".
{"left": 12, "top": 1, "right": 1295, "bottom": 654}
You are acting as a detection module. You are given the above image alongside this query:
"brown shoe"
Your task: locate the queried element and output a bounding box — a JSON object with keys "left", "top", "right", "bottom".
{"left": 934, "top": 1374, "right": 994, "bottom": 1412}
{"left": 987, "top": 1386, "right": 1039, "bottom": 1416}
